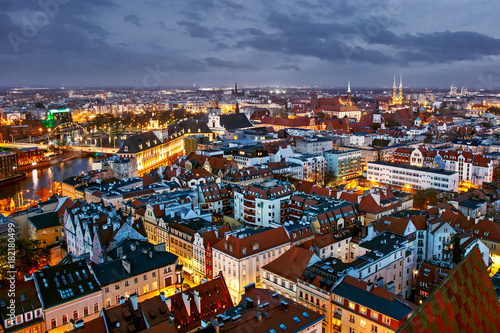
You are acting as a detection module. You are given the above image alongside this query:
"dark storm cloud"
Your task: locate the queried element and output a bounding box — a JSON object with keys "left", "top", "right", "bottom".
{"left": 124, "top": 14, "right": 143, "bottom": 28}
{"left": 1, "top": 0, "right": 500, "bottom": 87}
{"left": 204, "top": 57, "right": 256, "bottom": 70}
{"left": 370, "top": 30, "right": 500, "bottom": 63}
{"left": 274, "top": 64, "right": 301, "bottom": 71}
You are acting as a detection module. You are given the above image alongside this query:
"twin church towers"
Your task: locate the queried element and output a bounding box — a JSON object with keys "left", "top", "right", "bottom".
{"left": 392, "top": 75, "right": 404, "bottom": 105}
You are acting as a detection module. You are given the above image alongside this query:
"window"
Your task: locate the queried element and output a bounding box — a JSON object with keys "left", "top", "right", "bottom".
{"left": 115, "top": 284, "right": 120, "bottom": 290}
{"left": 152, "top": 271, "right": 156, "bottom": 277}
{"left": 62, "top": 314, "right": 68, "bottom": 325}
{"left": 94, "top": 303, "right": 99, "bottom": 313}
{"left": 84, "top": 307, "right": 89, "bottom": 317}
{"left": 371, "top": 311, "right": 378, "bottom": 319}
{"left": 144, "top": 285, "right": 149, "bottom": 293}
{"left": 105, "top": 287, "right": 109, "bottom": 293}
{"left": 350, "top": 327, "right": 355, "bottom": 333}
{"left": 73, "top": 310, "right": 78, "bottom": 320}
{"left": 134, "top": 277, "right": 138, "bottom": 283}
{"left": 51, "top": 319, "right": 56, "bottom": 329}
{"left": 334, "top": 295, "right": 343, "bottom": 304}
{"left": 115, "top": 295, "right": 121, "bottom": 304}
{"left": 360, "top": 306, "right": 366, "bottom": 315}
{"left": 144, "top": 274, "right": 147, "bottom": 280}
{"left": 152, "top": 282, "right": 158, "bottom": 290}
{"left": 360, "top": 319, "right": 366, "bottom": 328}
{"left": 349, "top": 314, "right": 355, "bottom": 323}
{"left": 349, "top": 301, "right": 355, "bottom": 310}
{"left": 105, "top": 299, "right": 111, "bottom": 308}
{"left": 371, "top": 325, "right": 378, "bottom": 332}
{"left": 383, "top": 316, "right": 390, "bottom": 325}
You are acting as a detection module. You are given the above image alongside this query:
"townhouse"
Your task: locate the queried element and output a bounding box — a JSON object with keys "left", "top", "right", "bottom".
{"left": 33, "top": 260, "right": 102, "bottom": 332}
{"left": 212, "top": 227, "right": 292, "bottom": 304}
{"left": 262, "top": 246, "right": 321, "bottom": 302}
{"left": 92, "top": 248, "right": 179, "bottom": 308}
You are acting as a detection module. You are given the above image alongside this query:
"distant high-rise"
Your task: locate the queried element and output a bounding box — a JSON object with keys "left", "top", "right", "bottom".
{"left": 461, "top": 87, "right": 468, "bottom": 96}
{"left": 450, "top": 83, "right": 457, "bottom": 96}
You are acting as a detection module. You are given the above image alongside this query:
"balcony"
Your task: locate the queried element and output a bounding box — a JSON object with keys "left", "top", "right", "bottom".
{"left": 244, "top": 201, "right": 255, "bottom": 209}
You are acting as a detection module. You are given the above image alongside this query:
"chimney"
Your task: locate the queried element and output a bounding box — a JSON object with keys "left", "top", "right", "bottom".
{"left": 70, "top": 319, "right": 76, "bottom": 330}
{"left": 170, "top": 210, "right": 175, "bottom": 218}
{"left": 160, "top": 291, "right": 166, "bottom": 302}
{"left": 257, "top": 311, "right": 262, "bottom": 322}
{"left": 194, "top": 289, "right": 201, "bottom": 313}
{"left": 130, "top": 293, "right": 138, "bottom": 311}
{"left": 182, "top": 292, "right": 191, "bottom": 316}
{"left": 116, "top": 246, "right": 123, "bottom": 258}
{"left": 165, "top": 297, "right": 172, "bottom": 310}
{"left": 121, "top": 258, "right": 131, "bottom": 274}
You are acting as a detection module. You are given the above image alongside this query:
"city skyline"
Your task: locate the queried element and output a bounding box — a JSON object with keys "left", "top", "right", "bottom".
{"left": 2, "top": 0, "right": 500, "bottom": 89}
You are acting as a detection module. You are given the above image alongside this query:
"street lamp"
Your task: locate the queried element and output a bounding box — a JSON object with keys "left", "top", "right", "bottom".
{"left": 17, "top": 189, "right": 30, "bottom": 209}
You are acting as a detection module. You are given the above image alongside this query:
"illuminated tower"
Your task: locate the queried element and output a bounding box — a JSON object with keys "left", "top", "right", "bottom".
{"left": 392, "top": 75, "right": 397, "bottom": 104}
{"left": 398, "top": 75, "right": 403, "bottom": 104}
{"left": 347, "top": 81, "right": 352, "bottom": 105}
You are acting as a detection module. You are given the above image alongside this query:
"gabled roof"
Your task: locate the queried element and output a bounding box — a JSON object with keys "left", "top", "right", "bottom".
{"left": 262, "top": 246, "right": 317, "bottom": 282}
{"left": 28, "top": 211, "right": 60, "bottom": 230}
{"left": 219, "top": 113, "right": 253, "bottom": 130}
{"left": 213, "top": 227, "right": 290, "bottom": 259}
{"left": 117, "top": 131, "right": 162, "bottom": 154}
{"left": 397, "top": 247, "right": 500, "bottom": 333}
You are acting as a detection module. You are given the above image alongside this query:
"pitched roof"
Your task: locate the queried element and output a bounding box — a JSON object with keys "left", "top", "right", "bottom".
{"left": 397, "top": 247, "right": 500, "bottom": 333}
{"left": 333, "top": 275, "right": 417, "bottom": 321}
{"left": 117, "top": 131, "right": 162, "bottom": 154}
{"left": 212, "top": 227, "right": 290, "bottom": 259}
{"left": 34, "top": 260, "right": 100, "bottom": 309}
{"left": 93, "top": 250, "right": 178, "bottom": 285}
{"left": 218, "top": 288, "right": 323, "bottom": 333}
{"left": 262, "top": 246, "right": 316, "bottom": 282}
{"left": 28, "top": 211, "right": 60, "bottom": 230}
{"left": 219, "top": 113, "right": 253, "bottom": 130}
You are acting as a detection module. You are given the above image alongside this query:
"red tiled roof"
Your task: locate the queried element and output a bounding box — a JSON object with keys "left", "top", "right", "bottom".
{"left": 397, "top": 247, "right": 500, "bottom": 333}
{"left": 262, "top": 246, "right": 317, "bottom": 282}
{"left": 213, "top": 227, "right": 290, "bottom": 259}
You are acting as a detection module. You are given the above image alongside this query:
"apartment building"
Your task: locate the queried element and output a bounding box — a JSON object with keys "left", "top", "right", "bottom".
{"left": 234, "top": 181, "right": 293, "bottom": 227}
{"left": 212, "top": 227, "right": 292, "bottom": 304}
{"left": 325, "top": 149, "right": 363, "bottom": 179}
{"left": 295, "top": 136, "right": 334, "bottom": 154}
{"left": 33, "top": 260, "right": 102, "bottom": 332}
{"left": 286, "top": 154, "right": 326, "bottom": 181}
{"left": 93, "top": 248, "right": 179, "bottom": 308}
{"left": 367, "top": 161, "right": 459, "bottom": 192}
{"left": 330, "top": 276, "right": 417, "bottom": 333}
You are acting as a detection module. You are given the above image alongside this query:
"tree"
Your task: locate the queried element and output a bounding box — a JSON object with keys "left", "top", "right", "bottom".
{"left": 35, "top": 102, "right": 46, "bottom": 109}
{"left": 413, "top": 190, "right": 428, "bottom": 209}
{"left": 35, "top": 187, "right": 51, "bottom": 201}
{"left": 0, "top": 239, "right": 51, "bottom": 281}
{"left": 413, "top": 188, "right": 440, "bottom": 209}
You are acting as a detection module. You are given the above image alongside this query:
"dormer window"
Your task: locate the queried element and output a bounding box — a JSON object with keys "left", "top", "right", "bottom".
{"left": 252, "top": 243, "right": 259, "bottom": 250}
{"left": 124, "top": 146, "right": 128, "bottom": 152}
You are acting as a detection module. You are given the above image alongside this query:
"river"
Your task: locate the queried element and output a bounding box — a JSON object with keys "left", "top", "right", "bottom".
{"left": 0, "top": 157, "right": 93, "bottom": 204}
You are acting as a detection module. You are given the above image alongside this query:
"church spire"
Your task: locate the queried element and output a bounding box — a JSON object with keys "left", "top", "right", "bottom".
{"left": 347, "top": 81, "right": 352, "bottom": 105}
{"left": 392, "top": 75, "right": 397, "bottom": 104}
{"left": 348, "top": 81, "right": 351, "bottom": 93}
{"left": 399, "top": 75, "right": 403, "bottom": 104}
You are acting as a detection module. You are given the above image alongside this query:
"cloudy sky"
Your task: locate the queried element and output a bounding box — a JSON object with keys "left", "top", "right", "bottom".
{"left": 2, "top": 0, "right": 500, "bottom": 89}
